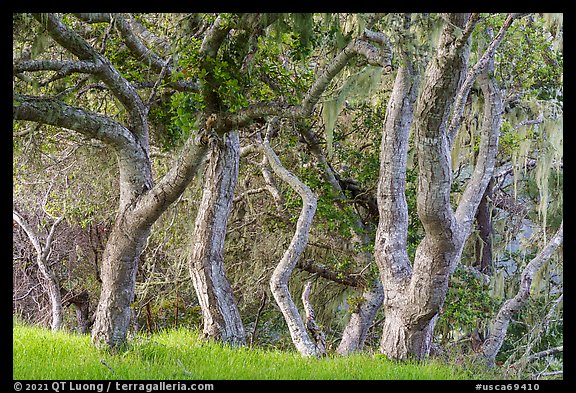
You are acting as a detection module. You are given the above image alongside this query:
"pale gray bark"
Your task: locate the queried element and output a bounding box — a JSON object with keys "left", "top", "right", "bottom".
{"left": 13, "top": 210, "right": 64, "bottom": 331}
{"left": 337, "top": 280, "right": 384, "bottom": 355}
{"left": 481, "top": 222, "right": 563, "bottom": 368}
{"left": 301, "top": 281, "right": 326, "bottom": 355}
{"left": 259, "top": 139, "right": 319, "bottom": 357}
{"left": 188, "top": 131, "right": 245, "bottom": 345}
{"left": 374, "top": 13, "right": 517, "bottom": 361}
{"left": 375, "top": 57, "right": 421, "bottom": 360}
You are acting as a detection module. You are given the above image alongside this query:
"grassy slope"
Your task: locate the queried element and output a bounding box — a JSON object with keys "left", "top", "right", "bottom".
{"left": 13, "top": 323, "right": 482, "bottom": 380}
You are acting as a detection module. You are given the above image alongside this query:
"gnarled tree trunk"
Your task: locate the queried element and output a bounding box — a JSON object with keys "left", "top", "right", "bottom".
{"left": 13, "top": 13, "right": 215, "bottom": 348}
{"left": 188, "top": 131, "right": 246, "bottom": 345}
{"left": 375, "top": 13, "right": 513, "bottom": 360}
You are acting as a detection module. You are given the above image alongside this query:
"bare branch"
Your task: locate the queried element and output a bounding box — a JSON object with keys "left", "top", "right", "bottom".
{"left": 232, "top": 187, "right": 268, "bottom": 203}
{"left": 74, "top": 13, "right": 112, "bottom": 23}
{"left": 259, "top": 138, "right": 319, "bottom": 357}
{"left": 113, "top": 14, "right": 166, "bottom": 73}
{"left": 14, "top": 59, "right": 99, "bottom": 75}
{"left": 297, "top": 259, "right": 362, "bottom": 288}
{"left": 146, "top": 56, "right": 172, "bottom": 108}
{"left": 517, "top": 340, "right": 564, "bottom": 368}
{"left": 13, "top": 210, "right": 42, "bottom": 256}
{"left": 482, "top": 222, "right": 563, "bottom": 367}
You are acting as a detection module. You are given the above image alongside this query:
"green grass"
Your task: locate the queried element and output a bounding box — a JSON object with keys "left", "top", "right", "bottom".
{"left": 13, "top": 322, "right": 483, "bottom": 380}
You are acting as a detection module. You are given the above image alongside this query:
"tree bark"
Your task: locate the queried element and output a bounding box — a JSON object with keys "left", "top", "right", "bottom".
{"left": 337, "top": 280, "right": 384, "bottom": 355}
{"left": 188, "top": 131, "right": 246, "bottom": 345}
{"left": 374, "top": 13, "right": 509, "bottom": 360}
{"left": 475, "top": 178, "right": 494, "bottom": 274}
{"left": 374, "top": 13, "right": 519, "bottom": 361}
{"left": 374, "top": 56, "right": 421, "bottom": 359}
{"left": 91, "top": 220, "right": 151, "bottom": 346}
{"left": 259, "top": 138, "right": 319, "bottom": 357}
{"left": 301, "top": 281, "right": 327, "bottom": 355}
{"left": 481, "top": 222, "right": 563, "bottom": 368}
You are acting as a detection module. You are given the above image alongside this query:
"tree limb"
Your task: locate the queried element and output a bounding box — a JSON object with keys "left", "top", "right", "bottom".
{"left": 14, "top": 59, "right": 100, "bottom": 75}
{"left": 297, "top": 259, "right": 362, "bottom": 288}
{"left": 454, "top": 57, "right": 503, "bottom": 240}
{"left": 481, "top": 222, "right": 563, "bottom": 368}
{"left": 225, "top": 30, "right": 392, "bottom": 128}
{"left": 33, "top": 13, "right": 149, "bottom": 143}
{"left": 376, "top": 61, "right": 419, "bottom": 285}
{"left": 448, "top": 13, "right": 520, "bottom": 148}
{"left": 301, "top": 281, "right": 327, "bottom": 355}
{"left": 13, "top": 94, "right": 140, "bottom": 154}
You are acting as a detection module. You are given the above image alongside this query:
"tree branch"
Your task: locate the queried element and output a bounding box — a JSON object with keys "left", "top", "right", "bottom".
{"left": 13, "top": 94, "right": 139, "bottom": 153}
{"left": 131, "top": 132, "right": 211, "bottom": 229}
{"left": 33, "top": 13, "right": 149, "bottom": 143}
{"left": 481, "top": 222, "right": 563, "bottom": 368}
{"left": 73, "top": 13, "right": 112, "bottom": 23}
{"left": 522, "top": 345, "right": 563, "bottom": 364}
{"left": 413, "top": 14, "right": 470, "bottom": 245}
{"left": 225, "top": 30, "right": 392, "bottom": 128}
{"left": 455, "top": 57, "right": 503, "bottom": 239}
{"left": 112, "top": 14, "right": 166, "bottom": 73}
{"left": 14, "top": 59, "right": 100, "bottom": 75}
{"left": 375, "top": 62, "right": 419, "bottom": 285}
{"left": 448, "top": 13, "right": 520, "bottom": 148}
{"left": 297, "top": 259, "right": 362, "bottom": 288}
{"left": 301, "top": 281, "right": 327, "bottom": 355}
{"left": 259, "top": 137, "right": 319, "bottom": 357}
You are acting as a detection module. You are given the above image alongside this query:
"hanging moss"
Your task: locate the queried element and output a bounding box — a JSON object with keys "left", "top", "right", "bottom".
{"left": 321, "top": 65, "right": 383, "bottom": 157}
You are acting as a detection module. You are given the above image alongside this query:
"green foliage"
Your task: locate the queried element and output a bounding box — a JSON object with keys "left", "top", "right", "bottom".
{"left": 437, "top": 267, "right": 499, "bottom": 343}
{"left": 492, "top": 15, "right": 563, "bottom": 101}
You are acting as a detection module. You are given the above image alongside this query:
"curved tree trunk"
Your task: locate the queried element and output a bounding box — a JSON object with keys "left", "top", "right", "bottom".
{"left": 375, "top": 12, "right": 513, "bottom": 360}
{"left": 259, "top": 137, "right": 320, "bottom": 357}
{"left": 374, "top": 55, "right": 421, "bottom": 359}
{"left": 188, "top": 131, "right": 245, "bottom": 345}
{"left": 91, "top": 221, "right": 150, "bottom": 346}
